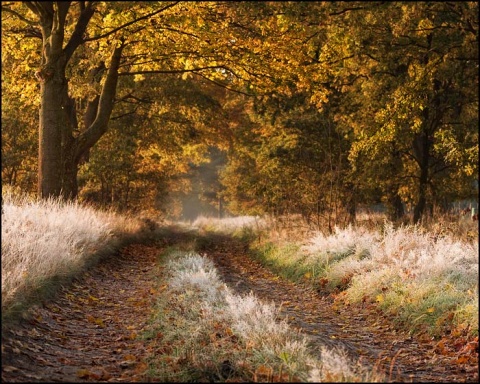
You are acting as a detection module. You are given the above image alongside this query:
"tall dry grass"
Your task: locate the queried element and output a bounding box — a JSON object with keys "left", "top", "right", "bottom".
{"left": 1, "top": 187, "right": 144, "bottom": 318}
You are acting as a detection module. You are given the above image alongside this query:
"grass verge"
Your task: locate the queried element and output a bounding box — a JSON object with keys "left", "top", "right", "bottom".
{"left": 189, "top": 215, "right": 478, "bottom": 339}
{"left": 1, "top": 187, "right": 153, "bottom": 326}
{"left": 142, "top": 247, "right": 383, "bottom": 382}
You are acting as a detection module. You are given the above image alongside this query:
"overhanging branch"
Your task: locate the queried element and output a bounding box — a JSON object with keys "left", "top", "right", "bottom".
{"left": 118, "top": 65, "right": 231, "bottom": 76}
{"left": 83, "top": 1, "right": 180, "bottom": 42}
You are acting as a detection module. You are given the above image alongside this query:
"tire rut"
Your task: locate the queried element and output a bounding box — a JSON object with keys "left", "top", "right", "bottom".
{"left": 2, "top": 229, "right": 477, "bottom": 383}
{"left": 202, "top": 235, "right": 478, "bottom": 383}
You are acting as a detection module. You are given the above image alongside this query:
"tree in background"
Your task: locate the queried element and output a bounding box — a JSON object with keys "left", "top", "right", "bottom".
{"left": 323, "top": 2, "right": 479, "bottom": 222}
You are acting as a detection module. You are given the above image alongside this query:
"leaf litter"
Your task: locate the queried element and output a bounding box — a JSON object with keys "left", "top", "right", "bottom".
{"left": 1, "top": 229, "right": 478, "bottom": 382}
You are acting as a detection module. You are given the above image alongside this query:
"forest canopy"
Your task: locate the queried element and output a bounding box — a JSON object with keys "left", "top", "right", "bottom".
{"left": 1, "top": 1, "right": 478, "bottom": 224}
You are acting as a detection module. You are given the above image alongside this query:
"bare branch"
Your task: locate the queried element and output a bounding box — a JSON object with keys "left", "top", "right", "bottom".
{"left": 329, "top": 6, "right": 367, "bottom": 16}
{"left": 75, "top": 39, "right": 126, "bottom": 159}
{"left": 111, "top": 108, "right": 139, "bottom": 120}
{"left": 55, "top": 1, "right": 71, "bottom": 30}
{"left": 118, "top": 65, "right": 231, "bottom": 76}
{"left": 31, "top": 1, "right": 54, "bottom": 20}
{"left": 193, "top": 72, "right": 257, "bottom": 97}
{"left": 63, "top": 2, "right": 95, "bottom": 61}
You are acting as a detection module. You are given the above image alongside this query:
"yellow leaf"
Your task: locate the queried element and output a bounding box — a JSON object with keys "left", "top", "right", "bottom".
{"left": 95, "top": 318, "right": 105, "bottom": 327}
{"left": 87, "top": 315, "right": 105, "bottom": 328}
{"left": 304, "top": 272, "right": 312, "bottom": 279}
{"left": 426, "top": 307, "right": 435, "bottom": 313}
{"left": 76, "top": 369, "right": 91, "bottom": 378}
{"left": 376, "top": 294, "right": 384, "bottom": 303}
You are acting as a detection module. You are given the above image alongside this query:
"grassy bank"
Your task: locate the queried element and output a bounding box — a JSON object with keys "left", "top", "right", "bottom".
{"left": 1, "top": 187, "right": 146, "bottom": 322}
{"left": 193, "top": 216, "right": 479, "bottom": 339}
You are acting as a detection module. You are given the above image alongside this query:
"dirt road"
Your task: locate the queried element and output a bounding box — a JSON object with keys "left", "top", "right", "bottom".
{"left": 2, "top": 228, "right": 478, "bottom": 382}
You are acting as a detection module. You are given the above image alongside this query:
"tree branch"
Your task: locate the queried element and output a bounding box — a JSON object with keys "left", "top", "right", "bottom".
{"left": 31, "top": 1, "right": 54, "bottom": 21}
{"left": 1, "top": 5, "right": 37, "bottom": 24}
{"left": 63, "top": 1, "right": 94, "bottom": 61}
{"left": 83, "top": 1, "right": 180, "bottom": 42}
{"left": 118, "top": 65, "right": 231, "bottom": 76}
{"left": 75, "top": 40, "right": 126, "bottom": 161}
{"left": 193, "top": 72, "right": 257, "bottom": 97}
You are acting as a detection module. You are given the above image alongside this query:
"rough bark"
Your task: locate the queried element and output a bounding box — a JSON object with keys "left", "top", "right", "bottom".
{"left": 32, "top": 1, "right": 97, "bottom": 199}
{"left": 38, "top": 77, "right": 64, "bottom": 198}
{"left": 35, "top": 1, "right": 69, "bottom": 198}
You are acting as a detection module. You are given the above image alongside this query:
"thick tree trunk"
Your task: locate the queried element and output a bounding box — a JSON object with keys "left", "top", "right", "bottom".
{"left": 37, "top": 42, "right": 124, "bottom": 200}
{"left": 38, "top": 70, "right": 67, "bottom": 198}
{"left": 30, "top": 1, "right": 97, "bottom": 200}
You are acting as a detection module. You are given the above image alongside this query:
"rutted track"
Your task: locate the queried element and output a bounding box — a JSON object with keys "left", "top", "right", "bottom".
{"left": 199, "top": 233, "right": 478, "bottom": 383}
{"left": 1, "top": 227, "right": 478, "bottom": 383}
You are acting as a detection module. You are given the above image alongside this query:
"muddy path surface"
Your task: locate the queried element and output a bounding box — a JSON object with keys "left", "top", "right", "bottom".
{"left": 2, "top": 227, "right": 478, "bottom": 383}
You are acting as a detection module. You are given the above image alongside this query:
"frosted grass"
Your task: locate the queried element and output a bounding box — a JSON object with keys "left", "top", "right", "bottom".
{"left": 1, "top": 189, "right": 143, "bottom": 310}
{"left": 157, "top": 250, "right": 380, "bottom": 382}
{"left": 299, "top": 222, "right": 478, "bottom": 334}
{"left": 302, "top": 223, "right": 478, "bottom": 287}
{"left": 191, "top": 215, "right": 266, "bottom": 232}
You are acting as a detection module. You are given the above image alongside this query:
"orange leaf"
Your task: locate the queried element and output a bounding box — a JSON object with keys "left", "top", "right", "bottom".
{"left": 455, "top": 356, "right": 469, "bottom": 364}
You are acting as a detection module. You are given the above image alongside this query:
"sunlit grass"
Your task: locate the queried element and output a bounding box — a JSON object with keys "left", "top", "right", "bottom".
{"left": 144, "top": 248, "right": 382, "bottom": 382}
{"left": 191, "top": 214, "right": 266, "bottom": 235}
{"left": 296, "top": 224, "right": 477, "bottom": 337}
{"left": 1, "top": 187, "right": 145, "bottom": 319}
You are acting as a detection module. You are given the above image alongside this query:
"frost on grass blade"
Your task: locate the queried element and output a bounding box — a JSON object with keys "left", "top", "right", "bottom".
{"left": 157, "top": 249, "right": 379, "bottom": 382}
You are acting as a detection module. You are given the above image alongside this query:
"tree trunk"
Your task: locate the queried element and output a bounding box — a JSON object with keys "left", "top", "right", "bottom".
{"left": 37, "top": 42, "right": 124, "bottom": 200}
{"left": 413, "top": 131, "right": 430, "bottom": 223}
{"left": 387, "top": 191, "right": 405, "bottom": 222}
{"left": 38, "top": 67, "right": 67, "bottom": 198}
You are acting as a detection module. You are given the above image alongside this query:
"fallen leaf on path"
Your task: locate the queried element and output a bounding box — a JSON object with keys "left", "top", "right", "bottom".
{"left": 3, "top": 365, "right": 19, "bottom": 372}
